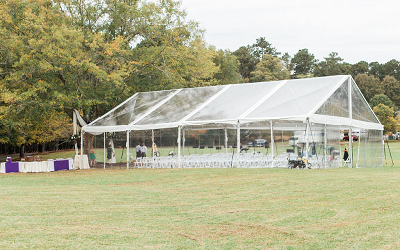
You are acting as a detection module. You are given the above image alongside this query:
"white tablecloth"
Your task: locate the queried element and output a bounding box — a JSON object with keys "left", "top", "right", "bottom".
{"left": 19, "top": 158, "right": 74, "bottom": 173}
{"left": 19, "top": 161, "right": 49, "bottom": 172}
{"left": 74, "top": 155, "right": 90, "bottom": 169}
{"left": 1, "top": 158, "right": 74, "bottom": 173}
{"left": 0, "top": 162, "right": 5, "bottom": 173}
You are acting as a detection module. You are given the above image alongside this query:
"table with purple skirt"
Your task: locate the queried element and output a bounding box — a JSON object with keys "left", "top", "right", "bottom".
{"left": 0, "top": 158, "right": 74, "bottom": 173}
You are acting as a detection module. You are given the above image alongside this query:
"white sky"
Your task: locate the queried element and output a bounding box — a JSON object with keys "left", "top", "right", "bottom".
{"left": 180, "top": 0, "right": 400, "bottom": 64}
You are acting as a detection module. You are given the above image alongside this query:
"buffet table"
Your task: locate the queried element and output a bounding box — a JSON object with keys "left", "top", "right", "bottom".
{"left": 0, "top": 158, "right": 74, "bottom": 173}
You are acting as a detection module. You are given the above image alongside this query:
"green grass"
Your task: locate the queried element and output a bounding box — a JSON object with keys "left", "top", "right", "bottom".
{"left": 1, "top": 141, "right": 399, "bottom": 249}
{"left": 1, "top": 167, "right": 400, "bottom": 249}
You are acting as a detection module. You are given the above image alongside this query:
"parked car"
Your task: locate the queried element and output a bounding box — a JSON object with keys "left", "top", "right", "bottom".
{"left": 247, "top": 139, "right": 267, "bottom": 147}
{"left": 343, "top": 135, "right": 358, "bottom": 141}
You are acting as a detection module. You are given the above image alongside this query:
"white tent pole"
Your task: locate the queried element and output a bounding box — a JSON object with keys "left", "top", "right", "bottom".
{"left": 127, "top": 130, "right": 130, "bottom": 169}
{"left": 236, "top": 122, "right": 240, "bottom": 168}
{"left": 349, "top": 127, "right": 353, "bottom": 168}
{"left": 103, "top": 132, "right": 106, "bottom": 169}
{"left": 305, "top": 118, "right": 310, "bottom": 169}
{"left": 357, "top": 129, "right": 361, "bottom": 168}
{"left": 348, "top": 77, "right": 353, "bottom": 168}
{"left": 324, "top": 124, "right": 327, "bottom": 169}
{"left": 182, "top": 129, "right": 185, "bottom": 156}
{"left": 224, "top": 127, "right": 228, "bottom": 154}
{"left": 364, "top": 130, "right": 367, "bottom": 167}
{"left": 381, "top": 131, "right": 384, "bottom": 167}
{"left": 73, "top": 112, "right": 78, "bottom": 156}
{"left": 270, "top": 120, "right": 274, "bottom": 167}
{"left": 80, "top": 130, "right": 84, "bottom": 169}
{"left": 281, "top": 130, "right": 284, "bottom": 155}
{"left": 152, "top": 130, "right": 155, "bottom": 158}
{"left": 177, "top": 125, "right": 181, "bottom": 168}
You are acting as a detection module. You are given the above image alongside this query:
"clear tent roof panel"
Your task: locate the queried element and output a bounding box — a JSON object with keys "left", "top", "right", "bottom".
{"left": 135, "top": 85, "right": 225, "bottom": 125}
{"left": 91, "top": 89, "right": 177, "bottom": 126}
{"left": 186, "top": 80, "right": 283, "bottom": 122}
{"left": 90, "top": 95, "right": 139, "bottom": 127}
{"left": 245, "top": 76, "right": 345, "bottom": 120}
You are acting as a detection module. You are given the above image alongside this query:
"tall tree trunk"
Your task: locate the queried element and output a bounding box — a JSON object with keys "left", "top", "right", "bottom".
{"left": 20, "top": 144, "right": 25, "bottom": 158}
{"left": 84, "top": 133, "right": 94, "bottom": 156}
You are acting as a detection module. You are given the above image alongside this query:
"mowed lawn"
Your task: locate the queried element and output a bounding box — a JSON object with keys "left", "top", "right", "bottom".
{"left": 1, "top": 141, "right": 400, "bottom": 249}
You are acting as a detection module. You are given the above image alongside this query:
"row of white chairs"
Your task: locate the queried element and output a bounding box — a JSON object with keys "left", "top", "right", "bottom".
{"left": 130, "top": 153, "right": 343, "bottom": 169}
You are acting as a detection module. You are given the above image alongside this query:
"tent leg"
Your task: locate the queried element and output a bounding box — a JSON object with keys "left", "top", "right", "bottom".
{"left": 348, "top": 77, "right": 353, "bottom": 168}
{"left": 349, "top": 127, "right": 353, "bottom": 168}
{"left": 182, "top": 129, "right": 185, "bottom": 156}
{"left": 357, "top": 129, "right": 361, "bottom": 168}
{"left": 324, "top": 124, "right": 327, "bottom": 168}
{"left": 270, "top": 120, "right": 274, "bottom": 167}
{"left": 177, "top": 126, "right": 181, "bottom": 168}
{"left": 381, "top": 131, "right": 384, "bottom": 167}
{"left": 236, "top": 123, "right": 240, "bottom": 168}
{"left": 104, "top": 132, "right": 106, "bottom": 169}
{"left": 81, "top": 130, "right": 84, "bottom": 170}
{"left": 225, "top": 128, "right": 228, "bottom": 154}
{"left": 73, "top": 112, "right": 78, "bottom": 156}
{"left": 127, "top": 130, "right": 130, "bottom": 169}
{"left": 152, "top": 130, "right": 154, "bottom": 158}
{"left": 305, "top": 118, "right": 310, "bottom": 169}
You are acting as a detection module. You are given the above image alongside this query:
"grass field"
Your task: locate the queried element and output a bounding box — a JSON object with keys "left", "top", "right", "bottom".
{"left": 1, "top": 141, "right": 400, "bottom": 249}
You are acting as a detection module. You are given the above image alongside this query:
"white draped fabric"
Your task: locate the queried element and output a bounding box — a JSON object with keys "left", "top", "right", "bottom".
{"left": 0, "top": 158, "right": 74, "bottom": 173}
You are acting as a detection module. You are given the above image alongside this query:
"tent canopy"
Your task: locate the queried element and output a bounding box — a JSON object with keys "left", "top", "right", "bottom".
{"left": 83, "top": 75, "right": 383, "bottom": 133}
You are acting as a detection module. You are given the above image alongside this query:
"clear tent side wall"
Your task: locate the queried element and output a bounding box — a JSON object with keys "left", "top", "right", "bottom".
{"left": 82, "top": 121, "right": 348, "bottom": 169}
{"left": 356, "top": 129, "right": 383, "bottom": 168}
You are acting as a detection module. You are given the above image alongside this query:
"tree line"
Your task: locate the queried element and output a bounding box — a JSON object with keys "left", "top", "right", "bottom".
{"left": 0, "top": 0, "right": 398, "bottom": 156}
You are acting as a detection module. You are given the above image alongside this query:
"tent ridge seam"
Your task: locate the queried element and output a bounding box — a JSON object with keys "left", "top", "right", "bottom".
{"left": 306, "top": 75, "right": 349, "bottom": 117}
{"left": 239, "top": 80, "right": 288, "bottom": 119}
{"left": 87, "top": 92, "right": 139, "bottom": 127}
{"left": 128, "top": 89, "right": 183, "bottom": 126}
{"left": 178, "top": 84, "right": 232, "bottom": 124}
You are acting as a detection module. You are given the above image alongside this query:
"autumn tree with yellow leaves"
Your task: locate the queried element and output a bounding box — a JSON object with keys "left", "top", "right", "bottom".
{"left": 0, "top": 0, "right": 221, "bottom": 155}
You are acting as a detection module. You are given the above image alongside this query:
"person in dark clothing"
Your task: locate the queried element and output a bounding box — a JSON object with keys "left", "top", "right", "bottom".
{"left": 107, "top": 143, "right": 114, "bottom": 163}
{"left": 343, "top": 145, "right": 349, "bottom": 161}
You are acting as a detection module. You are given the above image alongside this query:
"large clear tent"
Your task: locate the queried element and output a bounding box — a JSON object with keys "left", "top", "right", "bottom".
{"left": 80, "top": 75, "right": 383, "bottom": 169}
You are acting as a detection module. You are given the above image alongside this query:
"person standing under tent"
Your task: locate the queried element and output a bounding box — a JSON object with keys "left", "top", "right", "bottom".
{"left": 109, "top": 138, "right": 117, "bottom": 163}
{"left": 140, "top": 143, "right": 147, "bottom": 158}
{"left": 136, "top": 143, "right": 141, "bottom": 158}
{"left": 152, "top": 143, "right": 160, "bottom": 157}
{"left": 89, "top": 149, "right": 96, "bottom": 167}
{"left": 343, "top": 145, "right": 349, "bottom": 162}
{"left": 107, "top": 143, "right": 114, "bottom": 164}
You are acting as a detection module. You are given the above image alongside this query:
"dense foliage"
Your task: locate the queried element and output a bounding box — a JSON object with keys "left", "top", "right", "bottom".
{"left": 0, "top": 0, "right": 399, "bottom": 153}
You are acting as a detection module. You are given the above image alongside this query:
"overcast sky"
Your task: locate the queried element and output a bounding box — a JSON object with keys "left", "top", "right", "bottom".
{"left": 180, "top": 0, "right": 400, "bottom": 64}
